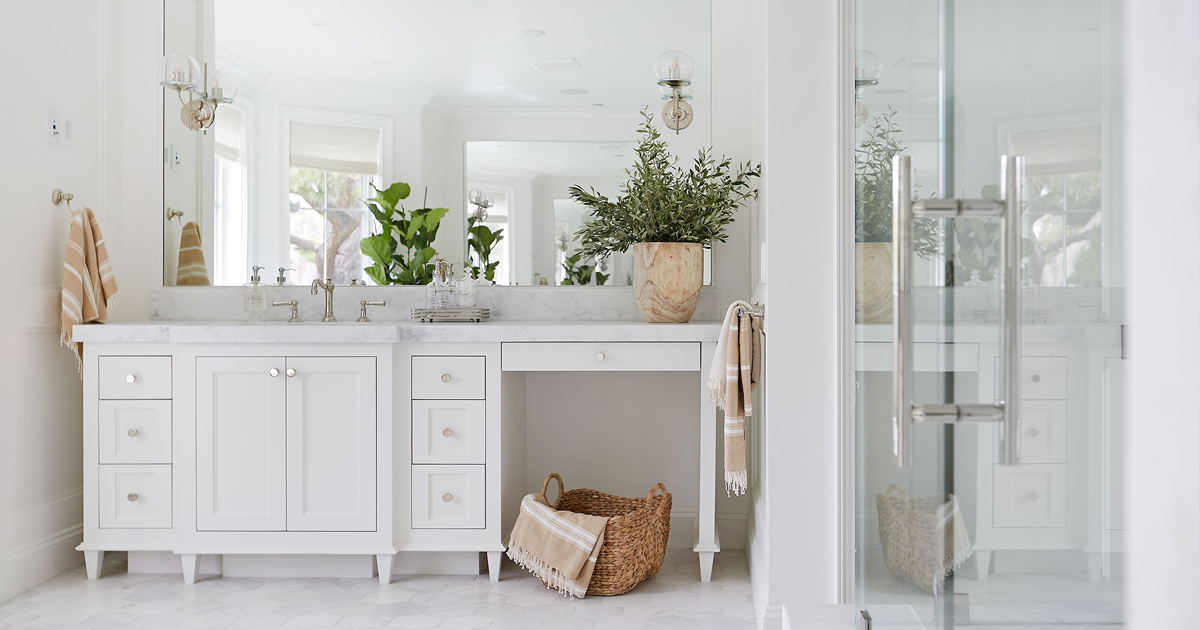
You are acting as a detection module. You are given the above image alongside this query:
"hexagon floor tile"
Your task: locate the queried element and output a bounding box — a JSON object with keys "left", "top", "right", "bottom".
{"left": 0, "top": 550, "right": 754, "bottom": 630}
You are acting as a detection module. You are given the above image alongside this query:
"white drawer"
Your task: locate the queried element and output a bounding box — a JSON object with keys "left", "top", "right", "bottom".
{"left": 997, "top": 400, "right": 1067, "bottom": 465}
{"left": 993, "top": 464, "right": 1066, "bottom": 528}
{"left": 99, "top": 465, "right": 172, "bottom": 529}
{"left": 502, "top": 342, "right": 699, "bottom": 372}
{"left": 99, "top": 356, "right": 172, "bottom": 400}
{"left": 99, "top": 400, "right": 172, "bottom": 464}
{"left": 413, "top": 400, "right": 485, "bottom": 465}
{"left": 996, "top": 356, "right": 1068, "bottom": 400}
{"left": 412, "top": 465, "right": 485, "bottom": 529}
{"left": 412, "top": 356, "right": 485, "bottom": 400}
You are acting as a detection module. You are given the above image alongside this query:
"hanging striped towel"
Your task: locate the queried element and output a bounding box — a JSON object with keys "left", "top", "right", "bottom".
{"left": 61, "top": 207, "right": 118, "bottom": 371}
{"left": 506, "top": 493, "right": 609, "bottom": 598}
{"left": 706, "top": 301, "right": 761, "bottom": 496}
{"left": 176, "top": 221, "right": 210, "bottom": 285}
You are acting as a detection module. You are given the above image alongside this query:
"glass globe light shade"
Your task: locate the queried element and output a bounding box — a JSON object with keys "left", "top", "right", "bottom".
{"left": 654, "top": 50, "right": 694, "bottom": 84}
{"left": 855, "top": 50, "right": 882, "bottom": 82}
{"left": 854, "top": 100, "right": 870, "bottom": 128}
{"left": 208, "top": 70, "right": 236, "bottom": 101}
{"left": 162, "top": 53, "right": 200, "bottom": 89}
{"left": 659, "top": 83, "right": 694, "bottom": 101}
{"left": 468, "top": 188, "right": 489, "bottom": 207}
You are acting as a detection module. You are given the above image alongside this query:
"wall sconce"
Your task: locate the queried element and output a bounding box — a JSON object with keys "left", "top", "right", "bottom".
{"left": 160, "top": 53, "right": 235, "bottom": 132}
{"left": 854, "top": 50, "right": 881, "bottom": 127}
{"left": 655, "top": 50, "right": 694, "bottom": 134}
{"left": 468, "top": 188, "right": 493, "bottom": 222}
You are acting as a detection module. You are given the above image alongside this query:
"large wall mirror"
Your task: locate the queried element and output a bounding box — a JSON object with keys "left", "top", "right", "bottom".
{"left": 162, "top": 0, "right": 713, "bottom": 287}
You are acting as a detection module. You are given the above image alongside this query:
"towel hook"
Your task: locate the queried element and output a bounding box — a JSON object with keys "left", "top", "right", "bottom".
{"left": 166, "top": 207, "right": 185, "bottom": 226}
{"left": 51, "top": 189, "right": 75, "bottom": 211}
{"left": 739, "top": 302, "right": 766, "bottom": 336}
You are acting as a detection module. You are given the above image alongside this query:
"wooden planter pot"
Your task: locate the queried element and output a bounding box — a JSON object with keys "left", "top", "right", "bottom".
{"left": 632, "top": 242, "right": 703, "bottom": 323}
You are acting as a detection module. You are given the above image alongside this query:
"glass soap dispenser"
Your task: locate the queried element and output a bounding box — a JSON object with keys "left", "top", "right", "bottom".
{"left": 426, "top": 260, "right": 455, "bottom": 310}
{"left": 243, "top": 265, "right": 268, "bottom": 321}
{"left": 456, "top": 264, "right": 478, "bottom": 308}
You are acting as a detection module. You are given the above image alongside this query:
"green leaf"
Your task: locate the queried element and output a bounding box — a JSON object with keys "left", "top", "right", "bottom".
{"left": 364, "top": 264, "right": 390, "bottom": 286}
{"left": 359, "top": 234, "right": 395, "bottom": 267}
{"left": 375, "top": 181, "right": 411, "bottom": 207}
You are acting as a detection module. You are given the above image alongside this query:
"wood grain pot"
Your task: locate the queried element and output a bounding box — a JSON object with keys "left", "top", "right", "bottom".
{"left": 632, "top": 242, "right": 703, "bottom": 323}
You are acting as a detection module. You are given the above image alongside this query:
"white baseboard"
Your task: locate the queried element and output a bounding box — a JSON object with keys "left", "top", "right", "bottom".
{"left": 669, "top": 511, "right": 748, "bottom": 550}
{"left": 0, "top": 487, "right": 84, "bottom": 602}
{"left": 760, "top": 605, "right": 784, "bottom": 630}
{"left": 129, "top": 551, "right": 222, "bottom": 575}
{"left": 222, "top": 554, "right": 374, "bottom": 578}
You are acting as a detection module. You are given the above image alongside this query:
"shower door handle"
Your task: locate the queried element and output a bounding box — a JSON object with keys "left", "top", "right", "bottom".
{"left": 891, "top": 154, "right": 1024, "bottom": 467}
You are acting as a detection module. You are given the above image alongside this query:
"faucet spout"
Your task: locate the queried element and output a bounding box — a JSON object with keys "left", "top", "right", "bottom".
{"left": 311, "top": 278, "right": 336, "bottom": 322}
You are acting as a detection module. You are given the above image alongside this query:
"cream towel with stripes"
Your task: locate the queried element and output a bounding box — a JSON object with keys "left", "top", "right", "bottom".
{"left": 506, "top": 493, "right": 608, "bottom": 598}
{"left": 706, "top": 301, "right": 761, "bottom": 496}
{"left": 176, "top": 221, "right": 210, "bottom": 285}
{"left": 61, "top": 207, "right": 118, "bottom": 371}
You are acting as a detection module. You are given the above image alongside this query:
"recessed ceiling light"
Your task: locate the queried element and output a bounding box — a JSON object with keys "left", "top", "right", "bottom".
{"left": 522, "top": 29, "right": 546, "bottom": 37}
{"left": 529, "top": 58, "right": 581, "bottom": 71}
{"left": 560, "top": 88, "right": 589, "bottom": 95}
{"left": 370, "top": 59, "right": 388, "bottom": 65}
{"left": 312, "top": 21, "right": 332, "bottom": 27}
{"left": 875, "top": 88, "right": 908, "bottom": 95}
{"left": 1012, "top": 62, "right": 1031, "bottom": 68}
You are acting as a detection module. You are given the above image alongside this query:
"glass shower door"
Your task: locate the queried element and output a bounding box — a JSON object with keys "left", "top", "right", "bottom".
{"left": 853, "top": 1, "right": 1125, "bottom": 628}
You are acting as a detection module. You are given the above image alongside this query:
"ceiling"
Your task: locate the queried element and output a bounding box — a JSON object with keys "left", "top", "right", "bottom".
{"left": 212, "top": 0, "right": 712, "bottom": 111}
{"left": 466, "top": 141, "right": 635, "bottom": 180}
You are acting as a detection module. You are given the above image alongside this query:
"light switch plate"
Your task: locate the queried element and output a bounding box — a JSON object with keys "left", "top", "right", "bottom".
{"left": 46, "top": 109, "right": 62, "bottom": 144}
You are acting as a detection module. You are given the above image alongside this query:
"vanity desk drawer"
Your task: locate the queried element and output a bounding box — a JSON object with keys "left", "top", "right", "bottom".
{"left": 412, "top": 356, "right": 485, "bottom": 399}
{"left": 502, "top": 342, "right": 699, "bottom": 372}
{"left": 412, "top": 465, "right": 485, "bottom": 529}
{"left": 992, "top": 464, "right": 1067, "bottom": 528}
{"left": 99, "top": 356, "right": 172, "bottom": 400}
{"left": 996, "top": 356, "right": 1068, "bottom": 400}
{"left": 99, "top": 465, "right": 172, "bottom": 529}
{"left": 99, "top": 400, "right": 172, "bottom": 464}
{"left": 413, "top": 400, "right": 485, "bottom": 464}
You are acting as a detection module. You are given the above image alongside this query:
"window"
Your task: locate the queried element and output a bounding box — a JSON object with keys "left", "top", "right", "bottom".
{"left": 213, "top": 106, "right": 248, "bottom": 286}
{"left": 287, "top": 120, "right": 382, "bottom": 285}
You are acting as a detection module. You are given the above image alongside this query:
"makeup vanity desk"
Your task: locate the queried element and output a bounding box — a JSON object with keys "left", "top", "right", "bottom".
{"left": 72, "top": 320, "right": 723, "bottom": 585}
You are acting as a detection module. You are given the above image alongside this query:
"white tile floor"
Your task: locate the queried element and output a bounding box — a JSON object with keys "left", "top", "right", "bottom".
{"left": 0, "top": 550, "right": 755, "bottom": 630}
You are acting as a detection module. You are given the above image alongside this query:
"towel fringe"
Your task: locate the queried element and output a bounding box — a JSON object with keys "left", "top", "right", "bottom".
{"left": 505, "top": 540, "right": 589, "bottom": 599}
{"left": 725, "top": 470, "right": 748, "bottom": 497}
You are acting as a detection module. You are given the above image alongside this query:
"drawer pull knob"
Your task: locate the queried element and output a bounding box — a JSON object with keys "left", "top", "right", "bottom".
{"left": 127, "top": 493, "right": 139, "bottom": 502}
{"left": 1028, "top": 428, "right": 1039, "bottom": 437}
{"left": 442, "top": 493, "right": 453, "bottom": 503}
{"left": 1027, "top": 492, "right": 1039, "bottom": 501}
{"left": 286, "top": 368, "right": 297, "bottom": 377}
{"left": 125, "top": 374, "right": 137, "bottom": 384}
{"left": 269, "top": 368, "right": 280, "bottom": 377}
{"left": 596, "top": 352, "right": 605, "bottom": 361}
{"left": 441, "top": 373, "right": 452, "bottom": 383}
{"left": 442, "top": 428, "right": 454, "bottom": 437}
{"left": 1031, "top": 374, "right": 1041, "bottom": 383}
{"left": 127, "top": 428, "right": 139, "bottom": 437}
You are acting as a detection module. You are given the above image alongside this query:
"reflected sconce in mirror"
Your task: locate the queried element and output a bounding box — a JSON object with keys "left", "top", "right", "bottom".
{"left": 468, "top": 188, "right": 493, "bottom": 222}
{"left": 160, "top": 53, "right": 235, "bottom": 133}
{"left": 655, "top": 50, "right": 694, "bottom": 134}
{"left": 854, "top": 50, "right": 881, "bottom": 127}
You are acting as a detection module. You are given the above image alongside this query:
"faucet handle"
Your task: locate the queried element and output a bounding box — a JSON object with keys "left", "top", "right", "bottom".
{"left": 358, "top": 300, "right": 386, "bottom": 323}
{"left": 272, "top": 300, "right": 302, "bottom": 323}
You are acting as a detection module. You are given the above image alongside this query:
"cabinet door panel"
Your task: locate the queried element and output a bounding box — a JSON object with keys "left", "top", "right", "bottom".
{"left": 286, "top": 357, "right": 376, "bottom": 532}
{"left": 196, "top": 357, "right": 286, "bottom": 531}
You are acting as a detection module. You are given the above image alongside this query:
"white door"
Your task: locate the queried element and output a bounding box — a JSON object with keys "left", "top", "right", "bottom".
{"left": 285, "top": 356, "right": 377, "bottom": 531}
{"left": 197, "top": 356, "right": 287, "bottom": 531}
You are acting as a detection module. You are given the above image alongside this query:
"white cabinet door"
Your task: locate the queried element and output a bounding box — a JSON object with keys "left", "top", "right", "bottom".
{"left": 286, "top": 357, "right": 376, "bottom": 532}
{"left": 197, "top": 357, "right": 287, "bottom": 531}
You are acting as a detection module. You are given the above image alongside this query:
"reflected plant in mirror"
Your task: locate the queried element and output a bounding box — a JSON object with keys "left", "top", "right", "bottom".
{"left": 466, "top": 216, "right": 504, "bottom": 284}
{"left": 359, "top": 182, "right": 449, "bottom": 285}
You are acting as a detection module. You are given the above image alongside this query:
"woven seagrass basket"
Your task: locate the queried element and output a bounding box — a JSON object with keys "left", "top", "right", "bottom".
{"left": 876, "top": 484, "right": 972, "bottom": 593}
{"left": 540, "top": 473, "right": 672, "bottom": 596}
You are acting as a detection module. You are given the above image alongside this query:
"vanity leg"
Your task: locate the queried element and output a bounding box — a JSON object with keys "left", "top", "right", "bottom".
{"left": 487, "top": 551, "right": 502, "bottom": 583}
{"left": 694, "top": 341, "right": 720, "bottom": 583}
{"left": 376, "top": 553, "right": 394, "bottom": 585}
{"left": 974, "top": 550, "right": 992, "bottom": 581}
{"left": 83, "top": 550, "right": 104, "bottom": 580}
{"left": 1087, "top": 552, "right": 1104, "bottom": 581}
{"left": 699, "top": 551, "right": 715, "bottom": 583}
{"left": 181, "top": 554, "right": 200, "bottom": 585}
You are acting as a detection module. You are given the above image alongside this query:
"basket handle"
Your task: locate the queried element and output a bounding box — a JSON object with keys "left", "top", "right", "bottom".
{"left": 883, "top": 484, "right": 909, "bottom": 501}
{"left": 541, "top": 473, "right": 565, "bottom": 502}
{"left": 646, "top": 482, "right": 668, "bottom": 500}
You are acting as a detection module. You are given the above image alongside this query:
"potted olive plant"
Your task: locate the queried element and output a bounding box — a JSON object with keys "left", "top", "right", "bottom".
{"left": 855, "top": 108, "right": 939, "bottom": 322}
{"left": 569, "top": 111, "right": 760, "bottom": 323}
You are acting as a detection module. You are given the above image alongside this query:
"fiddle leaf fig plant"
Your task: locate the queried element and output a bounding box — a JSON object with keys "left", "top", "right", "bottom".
{"left": 559, "top": 252, "right": 595, "bottom": 286}
{"left": 359, "top": 182, "right": 449, "bottom": 285}
{"left": 467, "top": 216, "right": 504, "bottom": 282}
{"left": 856, "top": 107, "right": 940, "bottom": 258}
{"left": 568, "top": 109, "right": 761, "bottom": 260}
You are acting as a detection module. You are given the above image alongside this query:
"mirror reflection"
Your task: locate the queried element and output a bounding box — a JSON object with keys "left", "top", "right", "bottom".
{"left": 162, "top": 0, "right": 712, "bottom": 287}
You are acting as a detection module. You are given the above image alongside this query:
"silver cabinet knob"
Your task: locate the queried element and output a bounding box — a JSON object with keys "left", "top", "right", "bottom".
{"left": 1027, "top": 492, "right": 1039, "bottom": 501}
{"left": 127, "top": 428, "right": 139, "bottom": 437}
{"left": 127, "top": 493, "right": 139, "bottom": 502}
{"left": 286, "top": 368, "right": 296, "bottom": 377}
{"left": 595, "top": 352, "right": 606, "bottom": 361}
{"left": 441, "top": 373, "right": 452, "bottom": 383}
{"left": 269, "top": 368, "right": 280, "bottom": 377}
{"left": 442, "top": 428, "right": 453, "bottom": 437}
{"left": 442, "top": 493, "right": 453, "bottom": 503}
{"left": 1028, "top": 428, "right": 1039, "bottom": 437}
{"left": 125, "top": 374, "right": 137, "bottom": 384}
{"left": 1031, "top": 374, "right": 1041, "bottom": 383}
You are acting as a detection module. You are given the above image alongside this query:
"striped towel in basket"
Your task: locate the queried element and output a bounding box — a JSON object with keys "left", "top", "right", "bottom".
{"left": 61, "top": 207, "right": 118, "bottom": 370}
{"left": 706, "top": 301, "right": 760, "bottom": 496}
{"left": 506, "top": 493, "right": 608, "bottom": 598}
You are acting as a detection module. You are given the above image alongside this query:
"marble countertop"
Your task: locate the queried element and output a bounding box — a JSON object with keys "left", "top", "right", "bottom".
{"left": 71, "top": 320, "right": 726, "bottom": 344}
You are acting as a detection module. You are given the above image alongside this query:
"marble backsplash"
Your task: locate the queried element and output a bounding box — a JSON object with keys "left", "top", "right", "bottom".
{"left": 150, "top": 285, "right": 725, "bottom": 323}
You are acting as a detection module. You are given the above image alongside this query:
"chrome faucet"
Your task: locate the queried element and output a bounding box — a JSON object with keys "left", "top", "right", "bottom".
{"left": 311, "top": 277, "right": 336, "bottom": 322}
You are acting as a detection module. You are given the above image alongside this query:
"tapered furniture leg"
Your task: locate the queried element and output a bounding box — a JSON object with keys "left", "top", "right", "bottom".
{"left": 84, "top": 550, "right": 104, "bottom": 580}
{"left": 699, "top": 551, "right": 715, "bottom": 583}
{"left": 181, "top": 554, "right": 200, "bottom": 584}
{"left": 974, "top": 550, "right": 992, "bottom": 581}
{"left": 376, "top": 553, "right": 394, "bottom": 585}
{"left": 487, "top": 551, "right": 502, "bottom": 582}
